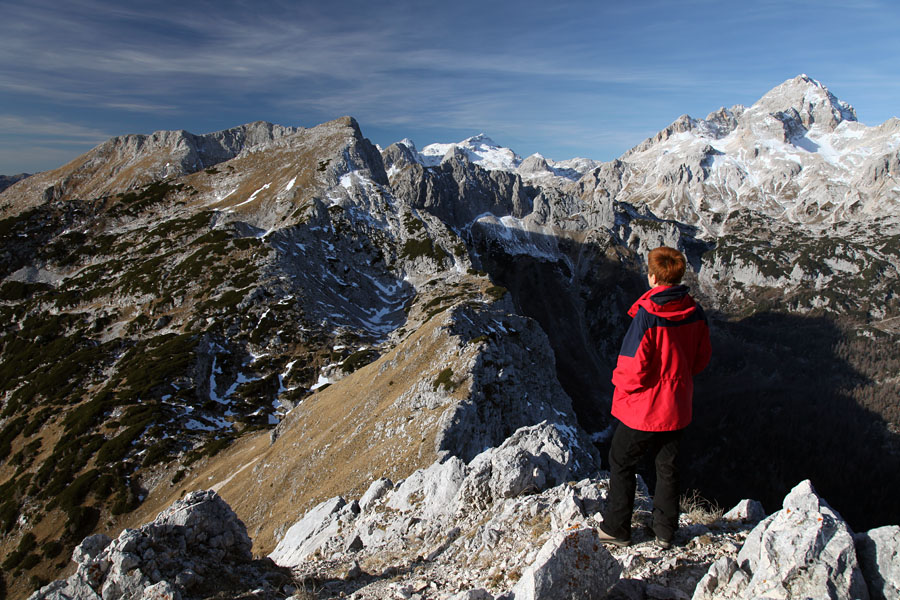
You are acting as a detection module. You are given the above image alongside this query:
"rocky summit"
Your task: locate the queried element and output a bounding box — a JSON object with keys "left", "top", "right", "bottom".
{"left": 1, "top": 76, "right": 900, "bottom": 599}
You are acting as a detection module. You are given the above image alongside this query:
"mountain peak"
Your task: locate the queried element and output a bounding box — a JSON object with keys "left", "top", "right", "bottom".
{"left": 748, "top": 74, "right": 857, "bottom": 131}
{"left": 418, "top": 134, "right": 521, "bottom": 171}
{"left": 463, "top": 133, "right": 499, "bottom": 147}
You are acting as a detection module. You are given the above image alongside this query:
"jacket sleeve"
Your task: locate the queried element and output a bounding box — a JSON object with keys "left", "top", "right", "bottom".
{"left": 611, "top": 310, "right": 655, "bottom": 393}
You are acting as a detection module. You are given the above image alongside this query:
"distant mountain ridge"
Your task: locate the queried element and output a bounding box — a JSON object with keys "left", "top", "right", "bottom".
{"left": 0, "top": 173, "right": 31, "bottom": 194}
{"left": 1, "top": 76, "right": 899, "bottom": 599}
{"left": 0, "top": 121, "right": 302, "bottom": 217}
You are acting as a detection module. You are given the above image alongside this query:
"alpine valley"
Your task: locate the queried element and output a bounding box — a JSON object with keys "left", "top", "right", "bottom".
{"left": 1, "top": 75, "right": 899, "bottom": 600}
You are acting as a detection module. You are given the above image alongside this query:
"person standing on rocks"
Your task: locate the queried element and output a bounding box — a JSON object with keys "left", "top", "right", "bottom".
{"left": 597, "top": 246, "right": 711, "bottom": 549}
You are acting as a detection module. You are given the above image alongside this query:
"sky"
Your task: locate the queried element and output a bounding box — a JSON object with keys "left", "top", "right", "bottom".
{"left": 1, "top": 0, "right": 899, "bottom": 175}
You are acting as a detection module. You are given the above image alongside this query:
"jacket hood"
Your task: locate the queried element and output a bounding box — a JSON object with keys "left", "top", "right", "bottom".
{"left": 628, "top": 285, "right": 697, "bottom": 321}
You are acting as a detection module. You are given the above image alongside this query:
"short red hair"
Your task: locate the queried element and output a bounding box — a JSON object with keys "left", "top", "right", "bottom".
{"left": 648, "top": 246, "right": 686, "bottom": 285}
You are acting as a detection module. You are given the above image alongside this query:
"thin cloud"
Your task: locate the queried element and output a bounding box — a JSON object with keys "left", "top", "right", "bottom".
{"left": 0, "top": 115, "right": 112, "bottom": 142}
{"left": 103, "top": 102, "right": 178, "bottom": 113}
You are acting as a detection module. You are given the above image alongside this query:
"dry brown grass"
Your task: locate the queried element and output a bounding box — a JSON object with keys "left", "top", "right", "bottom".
{"left": 126, "top": 298, "right": 481, "bottom": 556}
{"left": 680, "top": 489, "right": 724, "bottom": 526}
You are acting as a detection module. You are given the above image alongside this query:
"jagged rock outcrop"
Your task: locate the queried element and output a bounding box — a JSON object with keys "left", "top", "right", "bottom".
{"left": 269, "top": 420, "right": 599, "bottom": 569}
{"left": 508, "top": 527, "right": 621, "bottom": 600}
{"left": 387, "top": 141, "right": 533, "bottom": 228}
{"left": 28, "top": 491, "right": 288, "bottom": 600}
{"left": 855, "top": 525, "right": 900, "bottom": 600}
{"left": 692, "top": 480, "right": 869, "bottom": 600}
{"left": 266, "top": 415, "right": 759, "bottom": 598}
{"left": 28, "top": 467, "right": 900, "bottom": 600}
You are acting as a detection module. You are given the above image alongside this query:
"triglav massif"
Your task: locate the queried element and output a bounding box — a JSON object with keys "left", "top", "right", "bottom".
{"left": 1, "top": 75, "right": 899, "bottom": 599}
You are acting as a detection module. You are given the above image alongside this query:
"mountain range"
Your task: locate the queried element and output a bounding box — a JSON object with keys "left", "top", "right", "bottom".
{"left": 1, "top": 75, "right": 899, "bottom": 599}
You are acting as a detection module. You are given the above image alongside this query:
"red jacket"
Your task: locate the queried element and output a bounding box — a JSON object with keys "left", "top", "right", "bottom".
{"left": 611, "top": 285, "right": 711, "bottom": 431}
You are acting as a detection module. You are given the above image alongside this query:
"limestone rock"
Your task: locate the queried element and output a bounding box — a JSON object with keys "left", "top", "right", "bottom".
{"left": 387, "top": 457, "right": 467, "bottom": 518}
{"left": 855, "top": 525, "right": 900, "bottom": 600}
{"left": 692, "top": 479, "right": 869, "bottom": 600}
{"left": 455, "top": 422, "right": 598, "bottom": 512}
{"left": 29, "top": 490, "right": 285, "bottom": 600}
{"left": 723, "top": 499, "right": 766, "bottom": 524}
{"left": 510, "top": 527, "right": 621, "bottom": 600}
{"left": 359, "top": 478, "right": 394, "bottom": 512}
{"left": 449, "top": 590, "right": 495, "bottom": 600}
{"left": 269, "top": 496, "right": 349, "bottom": 567}
{"left": 72, "top": 534, "right": 113, "bottom": 565}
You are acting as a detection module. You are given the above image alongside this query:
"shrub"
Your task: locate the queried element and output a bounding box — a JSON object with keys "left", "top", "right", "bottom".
{"left": 433, "top": 368, "right": 457, "bottom": 392}
{"left": 63, "top": 506, "right": 99, "bottom": 541}
{"left": 53, "top": 469, "right": 99, "bottom": 511}
{"left": 96, "top": 424, "right": 146, "bottom": 464}
{"left": 42, "top": 540, "right": 63, "bottom": 559}
{"left": 0, "top": 499, "right": 20, "bottom": 534}
{"left": 485, "top": 286, "right": 508, "bottom": 301}
{"left": 1, "top": 532, "right": 36, "bottom": 570}
{"left": 340, "top": 349, "right": 380, "bottom": 373}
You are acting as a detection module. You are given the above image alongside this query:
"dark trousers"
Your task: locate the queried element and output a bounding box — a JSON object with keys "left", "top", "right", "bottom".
{"left": 601, "top": 422, "right": 684, "bottom": 541}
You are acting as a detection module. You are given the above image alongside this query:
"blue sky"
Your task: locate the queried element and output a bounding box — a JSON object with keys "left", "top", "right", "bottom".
{"left": 2, "top": 0, "right": 899, "bottom": 174}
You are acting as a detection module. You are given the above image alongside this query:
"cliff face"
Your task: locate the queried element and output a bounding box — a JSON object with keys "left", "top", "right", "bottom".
{"left": 1, "top": 76, "right": 900, "bottom": 599}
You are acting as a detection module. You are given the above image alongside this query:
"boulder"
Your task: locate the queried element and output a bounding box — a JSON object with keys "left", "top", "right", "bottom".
{"left": 72, "top": 534, "right": 112, "bottom": 566}
{"left": 723, "top": 499, "right": 766, "bottom": 524}
{"left": 449, "top": 590, "right": 495, "bottom": 600}
{"left": 269, "top": 496, "right": 350, "bottom": 567}
{"left": 510, "top": 527, "right": 621, "bottom": 600}
{"left": 387, "top": 457, "right": 467, "bottom": 518}
{"left": 358, "top": 478, "right": 393, "bottom": 512}
{"left": 29, "top": 490, "right": 283, "bottom": 600}
{"left": 455, "top": 422, "right": 597, "bottom": 511}
{"left": 692, "top": 480, "right": 869, "bottom": 600}
{"left": 855, "top": 525, "right": 900, "bottom": 600}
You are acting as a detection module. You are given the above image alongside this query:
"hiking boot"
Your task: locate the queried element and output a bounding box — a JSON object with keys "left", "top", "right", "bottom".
{"left": 655, "top": 537, "right": 673, "bottom": 550}
{"left": 596, "top": 527, "right": 631, "bottom": 547}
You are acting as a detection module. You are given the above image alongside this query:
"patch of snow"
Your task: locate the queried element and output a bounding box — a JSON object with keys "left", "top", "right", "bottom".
{"left": 285, "top": 177, "right": 297, "bottom": 192}
{"left": 209, "top": 355, "right": 226, "bottom": 404}
{"left": 231, "top": 182, "right": 272, "bottom": 209}
{"left": 184, "top": 417, "right": 231, "bottom": 431}
{"left": 311, "top": 374, "right": 332, "bottom": 391}
{"left": 340, "top": 172, "right": 356, "bottom": 189}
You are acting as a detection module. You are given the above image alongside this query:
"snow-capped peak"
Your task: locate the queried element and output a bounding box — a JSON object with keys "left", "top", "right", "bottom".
{"left": 416, "top": 133, "right": 521, "bottom": 171}
{"left": 397, "top": 138, "right": 418, "bottom": 153}
{"left": 745, "top": 74, "right": 857, "bottom": 133}
{"left": 400, "top": 133, "right": 522, "bottom": 171}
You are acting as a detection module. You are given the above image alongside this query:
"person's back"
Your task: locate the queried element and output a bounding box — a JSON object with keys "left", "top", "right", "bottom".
{"left": 598, "top": 246, "right": 711, "bottom": 549}
{"left": 611, "top": 283, "right": 710, "bottom": 431}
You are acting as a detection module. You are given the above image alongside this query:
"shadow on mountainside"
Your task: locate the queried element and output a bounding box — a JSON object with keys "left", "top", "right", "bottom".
{"left": 466, "top": 223, "right": 900, "bottom": 532}
{"left": 686, "top": 311, "right": 900, "bottom": 532}
{"left": 469, "top": 222, "right": 646, "bottom": 433}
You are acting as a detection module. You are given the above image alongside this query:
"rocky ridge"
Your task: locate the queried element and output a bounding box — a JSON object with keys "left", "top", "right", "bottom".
{"left": 0, "top": 122, "right": 303, "bottom": 217}
{"left": 28, "top": 451, "right": 900, "bottom": 600}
